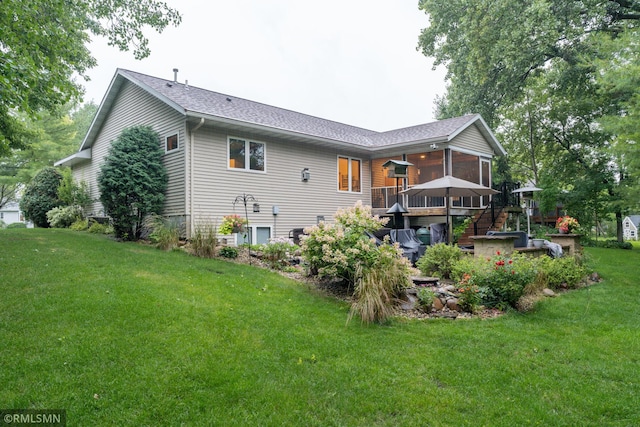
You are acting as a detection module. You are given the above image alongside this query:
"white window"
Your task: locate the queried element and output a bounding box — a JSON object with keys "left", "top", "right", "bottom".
{"left": 228, "top": 137, "right": 265, "bottom": 172}
{"left": 165, "top": 133, "right": 179, "bottom": 152}
{"left": 338, "top": 156, "right": 361, "bottom": 192}
{"left": 237, "top": 226, "right": 272, "bottom": 245}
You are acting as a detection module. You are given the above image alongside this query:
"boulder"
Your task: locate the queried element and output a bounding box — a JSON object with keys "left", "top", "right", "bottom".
{"left": 400, "top": 293, "right": 419, "bottom": 310}
{"left": 542, "top": 288, "right": 556, "bottom": 297}
{"left": 446, "top": 297, "right": 460, "bottom": 311}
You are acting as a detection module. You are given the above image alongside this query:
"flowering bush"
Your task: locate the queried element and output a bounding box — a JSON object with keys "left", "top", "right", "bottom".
{"left": 301, "top": 201, "right": 394, "bottom": 284}
{"left": 261, "top": 237, "right": 297, "bottom": 270}
{"left": 457, "top": 274, "right": 481, "bottom": 313}
{"left": 301, "top": 201, "right": 412, "bottom": 323}
{"left": 218, "top": 214, "right": 248, "bottom": 235}
{"left": 458, "top": 251, "right": 536, "bottom": 309}
{"left": 556, "top": 215, "right": 579, "bottom": 233}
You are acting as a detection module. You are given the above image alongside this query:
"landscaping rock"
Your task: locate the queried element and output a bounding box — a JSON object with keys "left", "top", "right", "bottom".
{"left": 543, "top": 288, "right": 556, "bottom": 297}
{"left": 590, "top": 272, "right": 601, "bottom": 282}
{"left": 400, "top": 293, "right": 419, "bottom": 310}
{"left": 412, "top": 276, "right": 439, "bottom": 286}
{"left": 446, "top": 297, "right": 460, "bottom": 311}
{"left": 444, "top": 285, "right": 456, "bottom": 293}
{"left": 432, "top": 311, "right": 458, "bottom": 319}
{"left": 433, "top": 297, "right": 444, "bottom": 311}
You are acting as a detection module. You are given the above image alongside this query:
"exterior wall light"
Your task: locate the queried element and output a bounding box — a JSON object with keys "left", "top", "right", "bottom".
{"left": 301, "top": 168, "right": 310, "bottom": 181}
{"left": 253, "top": 203, "right": 260, "bottom": 213}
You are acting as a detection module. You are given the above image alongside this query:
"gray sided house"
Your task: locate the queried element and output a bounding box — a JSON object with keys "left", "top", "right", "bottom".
{"left": 56, "top": 69, "right": 506, "bottom": 244}
{"left": 623, "top": 215, "right": 640, "bottom": 241}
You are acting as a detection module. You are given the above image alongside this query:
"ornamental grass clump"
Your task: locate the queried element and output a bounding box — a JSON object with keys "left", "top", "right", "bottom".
{"left": 143, "top": 214, "right": 182, "bottom": 251}
{"left": 348, "top": 245, "right": 413, "bottom": 324}
{"left": 190, "top": 219, "right": 218, "bottom": 258}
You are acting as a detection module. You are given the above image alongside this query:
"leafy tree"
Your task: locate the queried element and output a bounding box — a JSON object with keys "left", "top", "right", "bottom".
{"left": 417, "top": 0, "right": 640, "bottom": 240}
{"left": 594, "top": 28, "right": 640, "bottom": 213}
{"left": 0, "top": 0, "right": 181, "bottom": 155}
{"left": 0, "top": 180, "right": 18, "bottom": 210}
{"left": 98, "top": 126, "right": 167, "bottom": 240}
{"left": 58, "top": 168, "right": 91, "bottom": 209}
{"left": 19, "top": 167, "right": 63, "bottom": 227}
{"left": 0, "top": 102, "right": 97, "bottom": 209}
{"left": 418, "top": 0, "right": 640, "bottom": 127}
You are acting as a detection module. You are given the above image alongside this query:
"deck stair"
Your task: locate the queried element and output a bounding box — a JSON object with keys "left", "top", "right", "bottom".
{"left": 457, "top": 210, "right": 508, "bottom": 246}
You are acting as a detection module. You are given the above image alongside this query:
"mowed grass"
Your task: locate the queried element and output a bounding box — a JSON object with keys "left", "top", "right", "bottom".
{"left": 1, "top": 229, "right": 639, "bottom": 426}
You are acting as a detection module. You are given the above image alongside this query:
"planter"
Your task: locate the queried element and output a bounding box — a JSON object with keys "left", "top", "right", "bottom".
{"left": 217, "top": 233, "right": 238, "bottom": 247}
{"left": 558, "top": 229, "right": 568, "bottom": 234}
{"left": 532, "top": 239, "right": 545, "bottom": 249}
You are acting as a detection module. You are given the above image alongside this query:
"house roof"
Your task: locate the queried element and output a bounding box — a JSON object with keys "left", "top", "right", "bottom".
{"left": 626, "top": 215, "right": 640, "bottom": 227}
{"left": 66, "top": 68, "right": 506, "bottom": 161}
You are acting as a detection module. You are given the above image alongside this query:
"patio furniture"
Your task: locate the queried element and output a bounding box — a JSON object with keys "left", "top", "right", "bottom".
{"left": 390, "top": 229, "right": 427, "bottom": 264}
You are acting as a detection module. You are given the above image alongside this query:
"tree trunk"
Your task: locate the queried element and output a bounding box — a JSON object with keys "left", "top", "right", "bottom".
{"left": 616, "top": 210, "right": 623, "bottom": 243}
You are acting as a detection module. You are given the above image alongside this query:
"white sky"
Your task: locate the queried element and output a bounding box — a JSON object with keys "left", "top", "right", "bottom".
{"left": 83, "top": 0, "right": 447, "bottom": 132}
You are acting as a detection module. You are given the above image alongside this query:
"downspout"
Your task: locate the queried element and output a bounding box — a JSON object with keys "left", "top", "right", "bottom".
{"left": 188, "top": 117, "right": 205, "bottom": 238}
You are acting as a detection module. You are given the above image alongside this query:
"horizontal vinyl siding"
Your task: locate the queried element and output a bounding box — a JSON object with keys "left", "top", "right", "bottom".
{"left": 191, "top": 126, "right": 371, "bottom": 238}
{"left": 72, "top": 82, "right": 186, "bottom": 216}
{"left": 450, "top": 124, "right": 495, "bottom": 157}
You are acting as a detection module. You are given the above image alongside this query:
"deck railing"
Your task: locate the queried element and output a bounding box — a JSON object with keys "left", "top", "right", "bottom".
{"left": 371, "top": 186, "right": 447, "bottom": 209}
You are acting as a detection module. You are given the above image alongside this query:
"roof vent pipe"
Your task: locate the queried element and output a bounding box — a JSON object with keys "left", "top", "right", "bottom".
{"left": 173, "top": 68, "right": 179, "bottom": 83}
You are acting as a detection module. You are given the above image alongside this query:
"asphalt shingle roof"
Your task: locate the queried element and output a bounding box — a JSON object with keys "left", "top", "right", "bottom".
{"left": 628, "top": 215, "right": 640, "bottom": 227}
{"left": 121, "top": 69, "right": 480, "bottom": 148}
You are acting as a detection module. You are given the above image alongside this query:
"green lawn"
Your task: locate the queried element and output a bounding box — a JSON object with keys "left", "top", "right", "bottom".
{"left": 1, "top": 229, "right": 639, "bottom": 426}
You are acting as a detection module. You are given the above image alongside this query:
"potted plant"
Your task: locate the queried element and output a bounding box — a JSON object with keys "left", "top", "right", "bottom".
{"left": 556, "top": 216, "right": 579, "bottom": 234}
{"left": 219, "top": 214, "right": 248, "bottom": 235}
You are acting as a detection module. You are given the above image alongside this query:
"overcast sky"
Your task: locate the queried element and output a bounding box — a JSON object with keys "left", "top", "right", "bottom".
{"left": 83, "top": 0, "right": 447, "bottom": 132}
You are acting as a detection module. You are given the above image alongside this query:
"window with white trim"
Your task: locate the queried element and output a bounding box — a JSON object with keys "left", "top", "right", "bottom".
{"left": 228, "top": 137, "right": 265, "bottom": 172}
{"left": 165, "top": 133, "right": 179, "bottom": 152}
{"left": 338, "top": 156, "right": 361, "bottom": 192}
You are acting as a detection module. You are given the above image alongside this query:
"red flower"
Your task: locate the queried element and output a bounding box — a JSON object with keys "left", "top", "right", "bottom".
{"left": 496, "top": 251, "right": 501, "bottom": 255}
{"left": 508, "top": 260, "right": 513, "bottom": 264}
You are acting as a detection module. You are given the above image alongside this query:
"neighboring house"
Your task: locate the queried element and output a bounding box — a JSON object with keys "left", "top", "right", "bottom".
{"left": 0, "top": 201, "right": 28, "bottom": 227}
{"left": 623, "top": 215, "right": 640, "bottom": 241}
{"left": 56, "top": 69, "right": 506, "bottom": 244}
